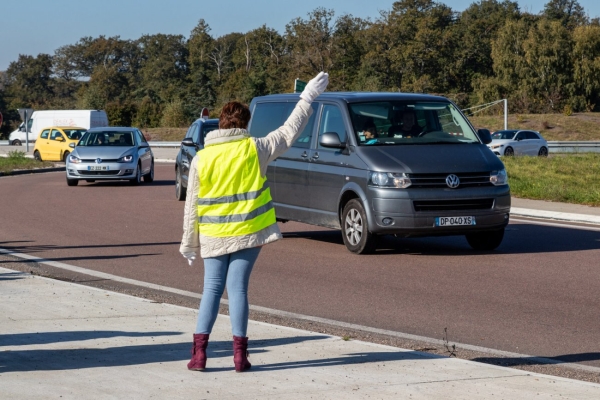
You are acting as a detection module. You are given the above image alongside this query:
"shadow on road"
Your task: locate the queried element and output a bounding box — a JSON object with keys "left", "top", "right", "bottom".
{"left": 473, "top": 352, "right": 600, "bottom": 367}
{"left": 0, "top": 330, "right": 182, "bottom": 347}
{"left": 282, "top": 222, "right": 600, "bottom": 256}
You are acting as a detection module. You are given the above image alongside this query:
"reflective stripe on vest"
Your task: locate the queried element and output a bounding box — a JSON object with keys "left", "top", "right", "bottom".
{"left": 197, "top": 137, "right": 276, "bottom": 237}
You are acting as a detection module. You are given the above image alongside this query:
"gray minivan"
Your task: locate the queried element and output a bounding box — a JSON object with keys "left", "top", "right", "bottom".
{"left": 248, "top": 93, "right": 510, "bottom": 254}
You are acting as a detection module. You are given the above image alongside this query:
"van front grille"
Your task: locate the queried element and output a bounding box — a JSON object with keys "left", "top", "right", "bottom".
{"left": 408, "top": 172, "right": 493, "bottom": 188}
{"left": 413, "top": 199, "right": 494, "bottom": 212}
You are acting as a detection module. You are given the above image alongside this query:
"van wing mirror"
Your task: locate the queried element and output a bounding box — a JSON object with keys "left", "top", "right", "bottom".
{"left": 319, "top": 132, "right": 346, "bottom": 149}
{"left": 477, "top": 128, "right": 492, "bottom": 145}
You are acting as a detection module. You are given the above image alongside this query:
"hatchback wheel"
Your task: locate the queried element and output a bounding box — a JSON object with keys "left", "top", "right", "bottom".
{"left": 175, "top": 167, "right": 186, "bottom": 201}
{"left": 143, "top": 161, "right": 154, "bottom": 183}
{"left": 130, "top": 164, "right": 142, "bottom": 185}
{"left": 66, "top": 177, "right": 79, "bottom": 187}
{"left": 538, "top": 147, "right": 548, "bottom": 157}
{"left": 503, "top": 146, "right": 514, "bottom": 156}
{"left": 341, "top": 199, "right": 378, "bottom": 254}
{"left": 34, "top": 150, "right": 42, "bottom": 161}
{"left": 62, "top": 151, "right": 70, "bottom": 162}
{"left": 465, "top": 228, "right": 505, "bottom": 251}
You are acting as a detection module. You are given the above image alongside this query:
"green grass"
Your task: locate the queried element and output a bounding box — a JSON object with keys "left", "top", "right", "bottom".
{"left": 0, "top": 151, "right": 54, "bottom": 175}
{"left": 503, "top": 154, "right": 600, "bottom": 206}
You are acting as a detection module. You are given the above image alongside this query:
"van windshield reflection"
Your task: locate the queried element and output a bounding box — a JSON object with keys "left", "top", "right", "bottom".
{"left": 348, "top": 101, "right": 479, "bottom": 146}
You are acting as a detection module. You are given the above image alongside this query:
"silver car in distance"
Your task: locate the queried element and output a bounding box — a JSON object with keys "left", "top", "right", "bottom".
{"left": 65, "top": 127, "right": 154, "bottom": 186}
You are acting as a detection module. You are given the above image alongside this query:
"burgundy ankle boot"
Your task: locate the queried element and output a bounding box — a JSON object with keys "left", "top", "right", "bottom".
{"left": 233, "top": 336, "right": 251, "bottom": 372}
{"left": 187, "top": 333, "right": 209, "bottom": 371}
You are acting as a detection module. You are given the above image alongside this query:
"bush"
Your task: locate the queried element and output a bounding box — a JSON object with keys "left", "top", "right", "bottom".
{"left": 563, "top": 104, "right": 573, "bottom": 116}
{"left": 106, "top": 101, "right": 138, "bottom": 127}
{"left": 7, "top": 150, "right": 26, "bottom": 160}
{"left": 160, "top": 99, "right": 189, "bottom": 128}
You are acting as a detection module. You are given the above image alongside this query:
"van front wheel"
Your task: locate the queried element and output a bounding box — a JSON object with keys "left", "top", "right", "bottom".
{"left": 465, "top": 228, "right": 505, "bottom": 251}
{"left": 341, "top": 199, "right": 378, "bottom": 254}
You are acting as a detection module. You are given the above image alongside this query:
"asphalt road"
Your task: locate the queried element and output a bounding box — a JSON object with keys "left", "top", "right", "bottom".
{"left": 1, "top": 164, "right": 600, "bottom": 369}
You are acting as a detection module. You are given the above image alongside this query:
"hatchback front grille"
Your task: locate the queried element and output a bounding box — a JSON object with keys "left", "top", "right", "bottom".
{"left": 81, "top": 159, "right": 119, "bottom": 163}
{"left": 413, "top": 198, "right": 494, "bottom": 212}
{"left": 408, "top": 172, "right": 493, "bottom": 188}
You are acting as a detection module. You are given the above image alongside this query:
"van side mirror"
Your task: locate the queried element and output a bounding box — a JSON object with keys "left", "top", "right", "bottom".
{"left": 477, "top": 128, "right": 492, "bottom": 145}
{"left": 19, "top": 125, "right": 25, "bottom": 132}
{"left": 319, "top": 132, "right": 346, "bottom": 149}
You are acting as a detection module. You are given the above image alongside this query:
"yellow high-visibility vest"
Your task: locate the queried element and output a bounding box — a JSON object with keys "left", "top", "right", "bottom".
{"left": 197, "top": 137, "right": 275, "bottom": 237}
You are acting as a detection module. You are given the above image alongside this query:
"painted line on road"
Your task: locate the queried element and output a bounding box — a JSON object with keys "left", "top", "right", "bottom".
{"left": 2, "top": 246, "right": 600, "bottom": 375}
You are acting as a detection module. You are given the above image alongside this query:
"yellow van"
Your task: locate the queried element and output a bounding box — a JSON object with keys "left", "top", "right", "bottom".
{"left": 33, "top": 126, "right": 87, "bottom": 162}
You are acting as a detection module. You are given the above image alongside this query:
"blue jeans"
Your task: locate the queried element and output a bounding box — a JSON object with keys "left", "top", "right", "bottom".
{"left": 195, "top": 246, "right": 261, "bottom": 337}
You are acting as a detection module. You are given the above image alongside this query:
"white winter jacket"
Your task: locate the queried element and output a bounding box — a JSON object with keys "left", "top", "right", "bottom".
{"left": 179, "top": 99, "right": 313, "bottom": 259}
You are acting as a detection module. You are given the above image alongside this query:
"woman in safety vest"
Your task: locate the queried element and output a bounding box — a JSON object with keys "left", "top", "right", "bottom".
{"left": 180, "top": 71, "right": 329, "bottom": 372}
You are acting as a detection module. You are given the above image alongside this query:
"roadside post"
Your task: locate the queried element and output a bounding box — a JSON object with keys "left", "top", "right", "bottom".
{"left": 294, "top": 78, "right": 307, "bottom": 93}
{"left": 17, "top": 108, "right": 34, "bottom": 152}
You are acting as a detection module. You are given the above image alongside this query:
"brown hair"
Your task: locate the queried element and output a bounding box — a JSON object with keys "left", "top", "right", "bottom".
{"left": 219, "top": 101, "right": 251, "bottom": 129}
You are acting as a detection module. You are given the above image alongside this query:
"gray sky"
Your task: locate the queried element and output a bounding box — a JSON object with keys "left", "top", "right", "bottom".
{"left": 1, "top": 0, "right": 599, "bottom": 71}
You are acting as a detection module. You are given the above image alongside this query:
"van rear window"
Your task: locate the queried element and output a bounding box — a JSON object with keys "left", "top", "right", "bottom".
{"left": 250, "top": 102, "right": 317, "bottom": 148}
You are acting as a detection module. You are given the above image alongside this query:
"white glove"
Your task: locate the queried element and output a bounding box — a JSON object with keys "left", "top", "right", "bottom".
{"left": 181, "top": 252, "right": 197, "bottom": 266}
{"left": 300, "top": 71, "right": 329, "bottom": 104}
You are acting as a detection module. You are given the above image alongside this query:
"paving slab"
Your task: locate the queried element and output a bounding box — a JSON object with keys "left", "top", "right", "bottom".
{"left": 1, "top": 267, "right": 600, "bottom": 399}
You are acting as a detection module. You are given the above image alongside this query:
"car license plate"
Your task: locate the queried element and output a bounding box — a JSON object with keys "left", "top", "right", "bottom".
{"left": 88, "top": 166, "right": 109, "bottom": 171}
{"left": 435, "top": 216, "right": 476, "bottom": 226}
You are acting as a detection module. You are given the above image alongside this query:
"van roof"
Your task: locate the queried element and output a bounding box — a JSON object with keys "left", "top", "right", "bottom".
{"left": 251, "top": 92, "right": 450, "bottom": 103}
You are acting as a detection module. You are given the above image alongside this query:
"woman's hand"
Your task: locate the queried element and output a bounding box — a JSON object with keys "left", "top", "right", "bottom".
{"left": 300, "top": 72, "right": 329, "bottom": 104}
{"left": 181, "top": 251, "right": 197, "bottom": 266}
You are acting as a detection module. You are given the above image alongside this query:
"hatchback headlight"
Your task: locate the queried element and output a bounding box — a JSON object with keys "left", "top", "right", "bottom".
{"left": 490, "top": 169, "right": 508, "bottom": 186}
{"left": 68, "top": 155, "right": 81, "bottom": 164}
{"left": 118, "top": 155, "right": 134, "bottom": 163}
{"left": 369, "top": 172, "right": 412, "bottom": 189}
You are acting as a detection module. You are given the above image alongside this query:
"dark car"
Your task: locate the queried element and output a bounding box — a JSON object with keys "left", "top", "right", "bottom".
{"left": 247, "top": 92, "right": 511, "bottom": 254}
{"left": 175, "top": 117, "right": 219, "bottom": 200}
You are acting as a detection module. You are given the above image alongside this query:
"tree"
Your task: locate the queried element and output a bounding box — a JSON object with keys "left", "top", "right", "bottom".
{"left": 543, "top": 0, "right": 587, "bottom": 29}
{"left": 187, "top": 19, "right": 217, "bottom": 112}
{"left": 571, "top": 25, "right": 600, "bottom": 110}
{"left": 3, "top": 54, "right": 54, "bottom": 108}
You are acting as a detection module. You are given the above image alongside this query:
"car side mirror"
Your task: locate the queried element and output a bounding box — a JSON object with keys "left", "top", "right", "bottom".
{"left": 69, "top": 143, "right": 75, "bottom": 148}
{"left": 477, "top": 128, "right": 492, "bottom": 145}
{"left": 319, "top": 132, "right": 346, "bottom": 149}
{"left": 55, "top": 136, "right": 64, "bottom": 142}
{"left": 139, "top": 142, "right": 149, "bottom": 148}
{"left": 181, "top": 137, "right": 195, "bottom": 147}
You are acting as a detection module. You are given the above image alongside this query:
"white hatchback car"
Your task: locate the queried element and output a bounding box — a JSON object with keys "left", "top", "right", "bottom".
{"left": 488, "top": 130, "right": 549, "bottom": 157}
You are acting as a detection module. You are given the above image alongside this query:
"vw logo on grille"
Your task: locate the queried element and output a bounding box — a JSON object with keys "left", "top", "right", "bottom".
{"left": 95, "top": 158, "right": 103, "bottom": 164}
{"left": 446, "top": 174, "right": 460, "bottom": 188}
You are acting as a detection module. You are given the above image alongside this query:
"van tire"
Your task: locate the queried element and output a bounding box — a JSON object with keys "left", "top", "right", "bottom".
{"left": 34, "top": 150, "right": 42, "bottom": 161}
{"left": 341, "top": 199, "right": 378, "bottom": 254}
{"left": 466, "top": 228, "right": 505, "bottom": 251}
{"left": 12, "top": 139, "right": 22, "bottom": 146}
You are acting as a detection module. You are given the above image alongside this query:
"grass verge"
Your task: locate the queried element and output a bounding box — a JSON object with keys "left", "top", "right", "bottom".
{"left": 0, "top": 151, "right": 55, "bottom": 175}
{"left": 503, "top": 153, "right": 600, "bottom": 207}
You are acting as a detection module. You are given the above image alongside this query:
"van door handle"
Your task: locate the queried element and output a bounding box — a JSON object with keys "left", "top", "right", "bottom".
{"left": 300, "top": 152, "right": 308, "bottom": 158}
{"left": 311, "top": 152, "right": 319, "bottom": 160}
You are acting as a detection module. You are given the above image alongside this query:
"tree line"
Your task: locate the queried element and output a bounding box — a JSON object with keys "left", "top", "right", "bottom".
{"left": 1, "top": 0, "right": 599, "bottom": 137}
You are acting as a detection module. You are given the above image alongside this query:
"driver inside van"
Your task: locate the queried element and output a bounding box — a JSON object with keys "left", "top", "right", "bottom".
{"left": 388, "top": 109, "right": 423, "bottom": 138}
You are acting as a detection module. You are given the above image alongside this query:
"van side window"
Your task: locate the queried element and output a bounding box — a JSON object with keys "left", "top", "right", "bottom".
{"left": 40, "top": 129, "right": 50, "bottom": 139}
{"left": 250, "top": 102, "right": 318, "bottom": 148}
{"left": 318, "top": 104, "right": 347, "bottom": 149}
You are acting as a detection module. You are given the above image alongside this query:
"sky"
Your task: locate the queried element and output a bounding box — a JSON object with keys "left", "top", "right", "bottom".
{"left": 1, "top": 0, "right": 600, "bottom": 71}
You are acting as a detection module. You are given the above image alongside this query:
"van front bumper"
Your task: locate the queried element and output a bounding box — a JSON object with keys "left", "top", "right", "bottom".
{"left": 368, "top": 185, "right": 511, "bottom": 236}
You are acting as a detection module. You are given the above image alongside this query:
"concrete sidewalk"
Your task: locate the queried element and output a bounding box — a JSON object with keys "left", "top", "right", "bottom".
{"left": 1, "top": 267, "right": 599, "bottom": 399}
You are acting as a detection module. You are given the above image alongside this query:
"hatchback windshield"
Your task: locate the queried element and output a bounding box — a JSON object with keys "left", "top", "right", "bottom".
{"left": 492, "top": 130, "right": 518, "bottom": 140}
{"left": 348, "top": 101, "right": 479, "bottom": 146}
{"left": 79, "top": 131, "right": 135, "bottom": 146}
{"left": 63, "top": 129, "right": 86, "bottom": 140}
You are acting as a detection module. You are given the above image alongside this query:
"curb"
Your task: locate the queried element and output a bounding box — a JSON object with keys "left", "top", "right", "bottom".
{"left": 0, "top": 166, "right": 65, "bottom": 177}
{"left": 511, "top": 207, "right": 600, "bottom": 225}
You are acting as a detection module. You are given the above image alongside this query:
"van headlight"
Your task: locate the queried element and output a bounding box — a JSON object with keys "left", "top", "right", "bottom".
{"left": 369, "top": 172, "right": 412, "bottom": 189}
{"left": 490, "top": 169, "right": 508, "bottom": 186}
{"left": 118, "top": 155, "right": 134, "bottom": 163}
{"left": 68, "top": 155, "right": 81, "bottom": 164}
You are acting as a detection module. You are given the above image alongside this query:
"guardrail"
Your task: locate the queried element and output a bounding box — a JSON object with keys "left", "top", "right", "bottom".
{"left": 2, "top": 139, "right": 600, "bottom": 152}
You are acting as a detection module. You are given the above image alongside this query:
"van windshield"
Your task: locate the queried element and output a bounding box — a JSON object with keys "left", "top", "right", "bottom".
{"left": 348, "top": 101, "right": 480, "bottom": 146}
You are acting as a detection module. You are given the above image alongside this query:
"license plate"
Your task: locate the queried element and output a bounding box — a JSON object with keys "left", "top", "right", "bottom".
{"left": 88, "top": 166, "right": 109, "bottom": 171}
{"left": 435, "top": 216, "right": 476, "bottom": 226}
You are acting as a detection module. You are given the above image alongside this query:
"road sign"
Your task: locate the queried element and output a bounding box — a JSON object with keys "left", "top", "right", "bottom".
{"left": 294, "top": 78, "right": 307, "bottom": 93}
{"left": 18, "top": 108, "right": 34, "bottom": 122}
